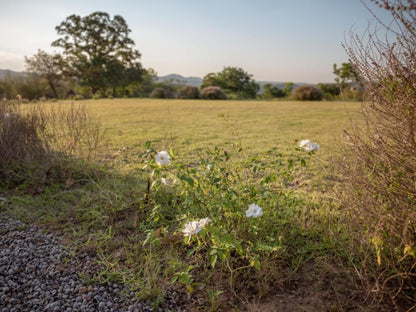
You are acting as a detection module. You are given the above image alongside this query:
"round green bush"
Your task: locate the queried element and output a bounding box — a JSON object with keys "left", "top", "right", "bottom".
{"left": 200, "top": 86, "right": 227, "bottom": 100}
{"left": 149, "top": 88, "right": 172, "bottom": 99}
{"left": 177, "top": 85, "right": 200, "bottom": 99}
{"left": 291, "top": 85, "right": 323, "bottom": 101}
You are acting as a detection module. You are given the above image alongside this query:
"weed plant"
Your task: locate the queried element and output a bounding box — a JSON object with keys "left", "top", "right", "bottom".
{"left": 338, "top": 0, "right": 416, "bottom": 307}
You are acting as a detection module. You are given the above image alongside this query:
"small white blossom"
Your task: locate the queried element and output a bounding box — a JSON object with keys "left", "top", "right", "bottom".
{"left": 299, "top": 139, "right": 319, "bottom": 152}
{"left": 305, "top": 142, "right": 319, "bottom": 152}
{"left": 198, "top": 218, "right": 211, "bottom": 228}
{"left": 245, "top": 204, "right": 263, "bottom": 218}
{"left": 155, "top": 151, "right": 170, "bottom": 166}
{"left": 161, "top": 177, "right": 171, "bottom": 186}
{"left": 182, "top": 221, "right": 202, "bottom": 237}
{"left": 299, "top": 139, "right": 311, "bottom": 148}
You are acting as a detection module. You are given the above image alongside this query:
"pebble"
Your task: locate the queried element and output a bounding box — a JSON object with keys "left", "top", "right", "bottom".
{"left": 0, "top": 216, "right": 186, "bottom": 311}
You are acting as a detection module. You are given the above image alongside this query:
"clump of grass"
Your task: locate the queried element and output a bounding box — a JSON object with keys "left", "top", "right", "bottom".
{"left": 0, "top": 100, "right": 104, "bottom": 187}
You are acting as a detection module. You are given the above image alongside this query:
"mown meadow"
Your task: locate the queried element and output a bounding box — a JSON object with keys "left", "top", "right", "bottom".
{"left": 2, "top": 99, "right": 385, "bottom": 311}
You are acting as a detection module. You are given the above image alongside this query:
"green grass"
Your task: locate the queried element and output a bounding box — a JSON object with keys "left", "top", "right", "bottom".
{"left": 78, "top": 99, "right": 359, "bottom": 159}
{"left": 2, "top": 98, "right": 366, "bottom": 310}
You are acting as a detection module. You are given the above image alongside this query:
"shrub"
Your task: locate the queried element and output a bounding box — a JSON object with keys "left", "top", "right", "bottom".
{"left": 200, "top": 86, "right": 227, "bottom": 100}
{"left": 149, "top": 87, "right": 173, "bottom": 99}
{"left": 176, "top": 85, "right": 200, "bottom": 99}
{"left": 0, "top": 101, "right": 103, "bottom": 185}
{"left": 291, "top": 85, "right": 323, "bottom": 101}
{"left": 337, "top": 0, "right": 416, "bottom": 306}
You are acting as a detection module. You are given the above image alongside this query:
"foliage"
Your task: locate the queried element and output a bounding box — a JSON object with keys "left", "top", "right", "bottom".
{"left": 176, "top": 85, "right": 200, "bottom": 99}
{"left": 0, "top": 101, "right": 103, "bottom": 186}
{"left": 25, "top": 49, "right": 63, "bottom": 98}
{"left": 200, "top": 86, "right": 227, "bottom": 100}
{"left": 262, "top": 83, "right": 285, "bottom": 99}
{"left": 149, "top": 87, "right": 173, "bottom": 99}
{"left": 291, "top": 85, "right": 323, "bottom": 101}
{"left": 338, "top": 0, "right": 416, "bottom": 307}
{"left": 201, "top": 67, "right": 259, "bottom": 99}
{"left": 131, "top": 140, "right": 331, "bottom": 306}
{"left": 52, "top": 12, "right": 144, "bottom": 96}
{"left": 124, "top": 68, "right": 158, "bottom": 97}
{"left": 283, "top": 82, "right": 294, "bottom": 97}
{"left": 317, "top": 83, "right": 340, "bottom": 100}
{"left": 333, "top": 62, "right": 360, "bottom": 99}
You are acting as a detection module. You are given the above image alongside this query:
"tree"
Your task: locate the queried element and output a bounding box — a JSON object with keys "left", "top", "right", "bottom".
{"left": 52, "top": 12, "right": 143, "bottom": 96}
{"left": 25, "top": 49, "right": 63, "bottom": 98}
{"left": 283, "top": 82, "right": 294, "bottom": 97}
{"left": 262, "top": 83, "right": 285, "bottom": 99}
{"left": 333, "top": 62, "right": 359, "bottom": 98}
{"left": 317, "top": 83, "right": 340, "bottom": 100}
{"left": 201, "top": 67, "right": 259, "bottom": 99}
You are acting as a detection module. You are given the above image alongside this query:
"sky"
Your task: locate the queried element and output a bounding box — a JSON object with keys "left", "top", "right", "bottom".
{"left": 0, "top": 0, "right": 391, "bottom": 83}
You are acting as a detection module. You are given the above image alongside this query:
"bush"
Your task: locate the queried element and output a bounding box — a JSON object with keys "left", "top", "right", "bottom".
{"left": 149, "top": 87, "right": 173, "bottom": 99}
{"left": 176, "top": 85, "right": 200, "bottom": 99}
{"left": 291, "top": 85, "right": 323, "bottom": 101}
{"left": 337, "top": 0, "right": 416, "bottom": 306}
{"left": 200, "top": 86, "right": 227, "bottom": 100}
{"left": 0, "top": 101, "right": 103, "bottom": 185}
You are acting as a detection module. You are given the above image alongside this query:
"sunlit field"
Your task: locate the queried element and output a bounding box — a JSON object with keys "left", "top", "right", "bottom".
{"left": 80, "top": 98, "right": 360, "bottom": 160}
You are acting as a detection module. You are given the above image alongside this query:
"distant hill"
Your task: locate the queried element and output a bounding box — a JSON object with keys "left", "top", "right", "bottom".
{"left": 0, "top": 69, "right": 26, "bottom": 79}
{"left": 157, "top": 74, "right": 202, "bottom": 87}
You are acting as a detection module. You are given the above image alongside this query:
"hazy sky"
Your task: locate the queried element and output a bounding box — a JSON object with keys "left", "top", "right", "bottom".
{"left": 0, "top": 0, "right": 390, "bottom": 83}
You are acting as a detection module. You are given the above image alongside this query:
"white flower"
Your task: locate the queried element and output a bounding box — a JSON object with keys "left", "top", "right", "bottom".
{"left": 245, "top": 204, "right": 263, "bottom": 218}
{"left": 155, "top": 151, "right": 170, "bottom": 166}
{"left": 305, "top": 142, "right": 319, "bottom": 152}
{"left": 198, "top": 218, "right": 211, "bottom": 228}
{"left": 299, "top": 139, "right": 311, "bottom": 148}
{"left": 182, "top": 221, "right": 202, "bottom": 237}
{"left": 299, "top": 139, "right": 319, "bottom": 152}
{"left": 161, "top": 177, "right": 171, "bottom": 186}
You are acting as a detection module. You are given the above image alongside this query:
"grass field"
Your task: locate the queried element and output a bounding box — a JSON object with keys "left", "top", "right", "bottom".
{"left": 4, "top": 98, "right": 383, "bottom": 311}
{"left": 81, "top": 99, "right": 360, "bottom": 160}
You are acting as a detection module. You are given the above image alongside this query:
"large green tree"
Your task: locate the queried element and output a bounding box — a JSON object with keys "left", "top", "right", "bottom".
{"left": 201, "top": 67, "right": 259, "bottom": 99}
{"left": 52, "top": 12, "right": 143, "bottom": 96}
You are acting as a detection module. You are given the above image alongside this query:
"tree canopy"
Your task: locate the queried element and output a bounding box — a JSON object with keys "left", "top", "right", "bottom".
{"left": 333, "top": 62, "right": 359, "bottom": 97}
{"left": 24, "top": 49, "right": 63, "bottom": 98}
{"left": 201, "top": 67, "right": 259, "bottom": 99}
{"left": 52, "top": 11, "right": 144, "bottom": 95}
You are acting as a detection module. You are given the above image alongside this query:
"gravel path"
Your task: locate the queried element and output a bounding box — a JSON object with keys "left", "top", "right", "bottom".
{"left": 0, "top": 217, "right": 185, "bottom": 312}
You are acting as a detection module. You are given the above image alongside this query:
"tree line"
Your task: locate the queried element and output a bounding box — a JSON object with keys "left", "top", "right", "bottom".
{"left": 0, "top": 11, "right": 362, "bottom": 101}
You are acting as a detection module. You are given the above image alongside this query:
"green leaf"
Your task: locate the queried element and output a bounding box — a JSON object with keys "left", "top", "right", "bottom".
{"left": 180, "top": 174, "right": 194, "bottom": 187}
{"left": 210, "top": 254, "right": 218, "bottom": 268}
{"left": 187, "top": 248, "right": 196, "bottom": 257}
{"left": 234, "top": 243, "right": 244, "bottom": 256}
{"left": 145, "top": 140, "right": 152, "bottom": 149}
